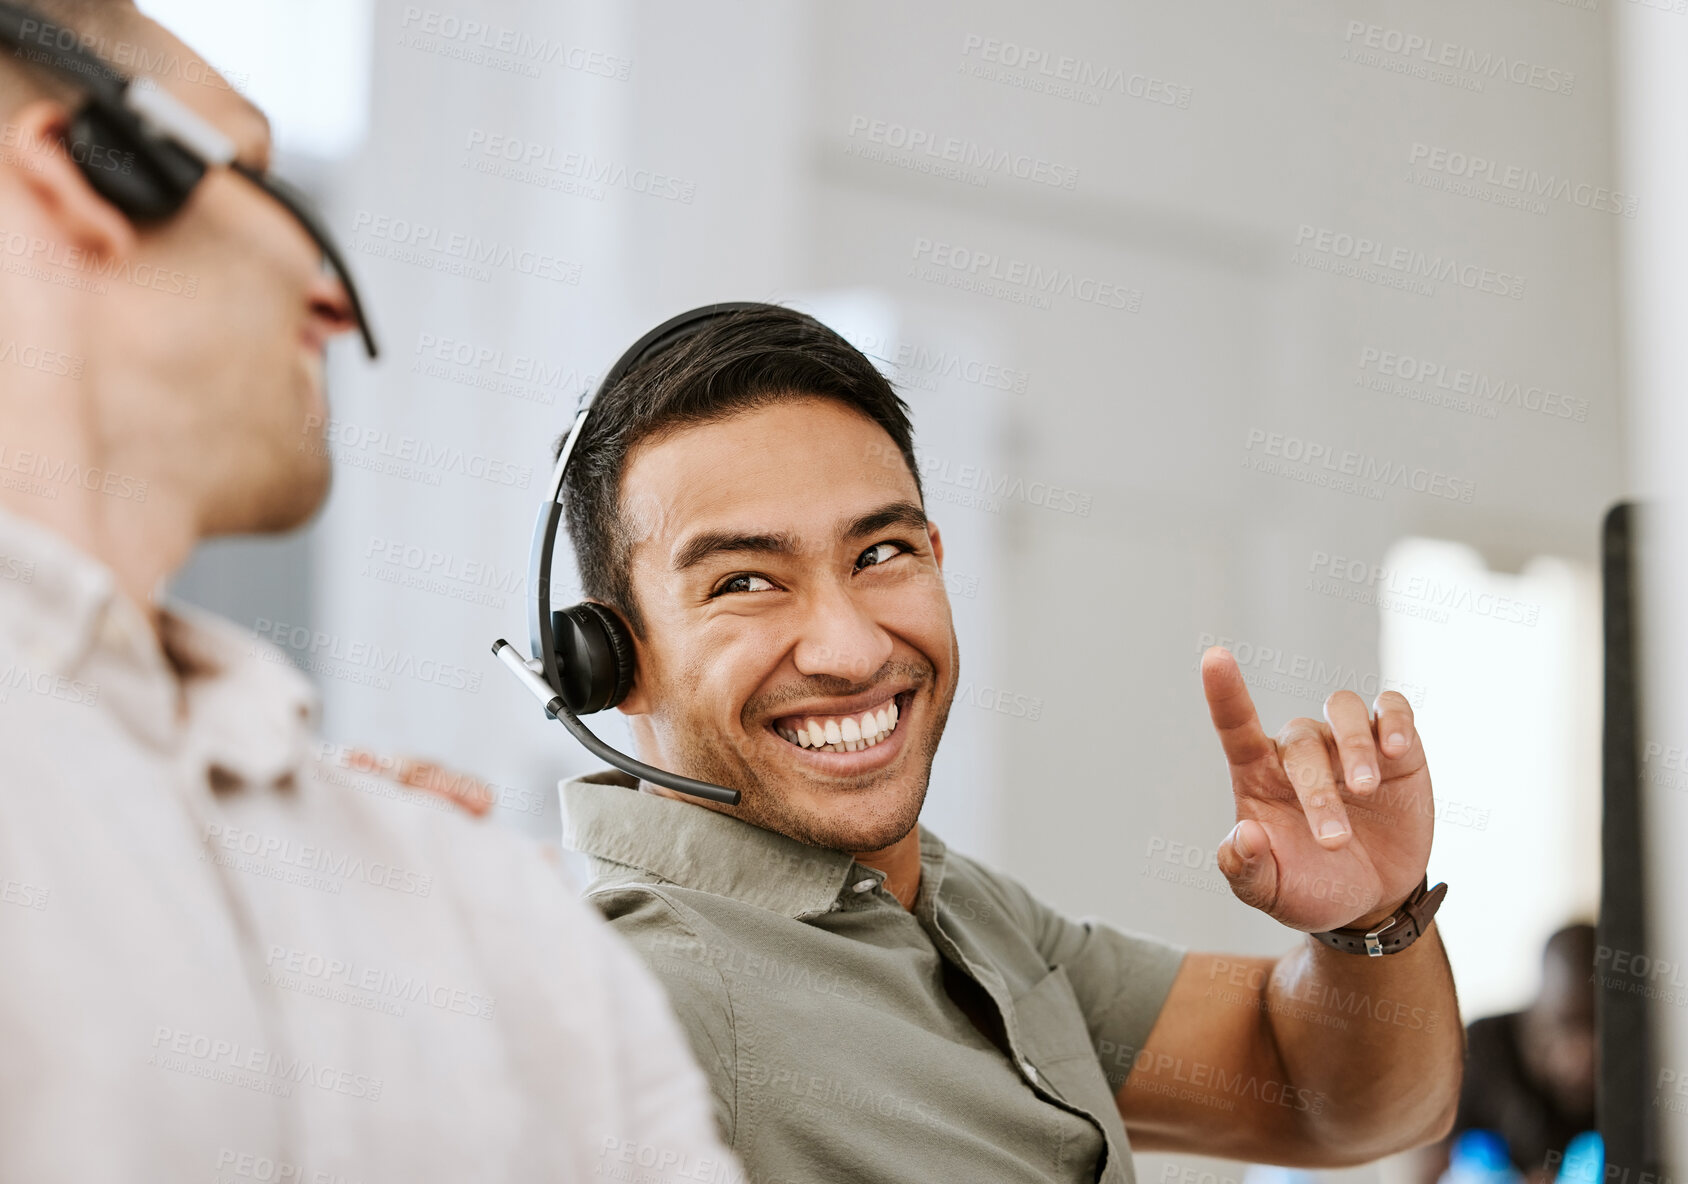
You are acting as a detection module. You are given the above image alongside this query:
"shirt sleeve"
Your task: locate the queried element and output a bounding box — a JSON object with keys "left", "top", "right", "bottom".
{"left": 976, "top": 861, "right": 1188, "bottom": 1091}
{"left": 588, "top": 883, "right": 740, "bottom": 1147}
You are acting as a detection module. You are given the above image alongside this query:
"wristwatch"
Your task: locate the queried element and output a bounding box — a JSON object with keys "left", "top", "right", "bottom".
{"left": 1310, "top": 876, "right": 1448, "bottom": 957}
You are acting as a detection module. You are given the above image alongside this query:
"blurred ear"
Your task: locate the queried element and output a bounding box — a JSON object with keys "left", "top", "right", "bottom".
{"left": 927, "top": 519, "right": 944, "bottom": 570}
{"left": 5, "top": 99, "right": 135, "bottom": 261}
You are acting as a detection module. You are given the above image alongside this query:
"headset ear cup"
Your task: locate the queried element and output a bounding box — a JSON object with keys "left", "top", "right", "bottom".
{"left": 576, "top": 601, "right": 636, "bottom": 710}
{"left": 553, "top": 602, "right": 636, "bottom": 714}
{"left": 66, "top": 104, "right": 203, "bottom": 223}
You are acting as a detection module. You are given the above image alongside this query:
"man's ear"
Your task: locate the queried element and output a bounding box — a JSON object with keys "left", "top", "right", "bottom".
{"left": 5, "top": 99, "right": 135, "bottom": 261}
{"left": 927, "top": 518, "right": 944, "bottom": 570}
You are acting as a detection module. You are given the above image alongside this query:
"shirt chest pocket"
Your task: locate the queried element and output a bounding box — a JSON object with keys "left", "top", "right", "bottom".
{"left": 1010, "top": 964, "right": 1116, "bottom": 1108}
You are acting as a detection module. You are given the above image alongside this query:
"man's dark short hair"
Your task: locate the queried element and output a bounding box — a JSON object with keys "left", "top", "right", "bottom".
{"left": 558, "top": 305, "right": 924, "bottom": 637}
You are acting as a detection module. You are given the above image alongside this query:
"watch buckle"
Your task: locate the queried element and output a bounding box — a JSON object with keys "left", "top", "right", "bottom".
{"left": 1362, "top": 916, "right": 1400, "bottom": 957}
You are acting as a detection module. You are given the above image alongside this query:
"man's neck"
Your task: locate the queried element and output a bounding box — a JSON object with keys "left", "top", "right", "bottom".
{"left": 0, "top": 407, "right": 191, "bottom": 636}
{"left": 852, "top": 827, "right": 921, "bottom": 910}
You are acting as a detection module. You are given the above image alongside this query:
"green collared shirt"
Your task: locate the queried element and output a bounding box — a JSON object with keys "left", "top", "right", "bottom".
{"left": 562, "top": 771, "right": 1187, "bottom": 1184}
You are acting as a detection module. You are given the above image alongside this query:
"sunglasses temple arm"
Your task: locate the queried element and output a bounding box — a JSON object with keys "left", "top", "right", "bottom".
{"left": 232, "top": 162, "right": 379, "bottom": 359}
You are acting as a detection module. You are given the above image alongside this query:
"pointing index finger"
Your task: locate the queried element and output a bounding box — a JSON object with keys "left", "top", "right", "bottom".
{"left": 1201, "top": 646, "right": 1274, "bottom": 770}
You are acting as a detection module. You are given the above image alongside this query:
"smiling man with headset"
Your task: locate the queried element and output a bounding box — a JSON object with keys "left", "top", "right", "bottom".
{"left": 498, "top": 302, "right": 1465, "bottom": 1180}
{"left": 0, "top": 3, "right": 736, "bottom": 1179}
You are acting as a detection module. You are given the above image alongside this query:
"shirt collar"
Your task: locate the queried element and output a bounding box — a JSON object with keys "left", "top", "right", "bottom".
{"left": 0, "top": 504, "right": 318, "bottom": 788}
{"left": 0, "top": 503, "right": 116, "bottom": 677}
{"left": 561, "top": 770, "right": 945, "bottom": 921}
{"left": 163, "top": 602, "right": 319, "bottom": 789}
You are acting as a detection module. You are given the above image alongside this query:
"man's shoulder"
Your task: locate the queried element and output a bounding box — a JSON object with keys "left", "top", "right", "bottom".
{"left": 279, "top": 746, "right": 586, "bottom": 926}
{"left": 583, "top": 871, "right": 727, "bottom": 953}
{"left": 582, "top": 876, "right": 740, "bottom": 1020}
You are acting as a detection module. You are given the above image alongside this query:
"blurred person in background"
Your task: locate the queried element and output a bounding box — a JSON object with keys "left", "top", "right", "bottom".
{"left": 1416, "top": 924, "right": 1598, "bottom": 1184}
{"left": 0, "top": 2, "right": 735, "bottom": 1180}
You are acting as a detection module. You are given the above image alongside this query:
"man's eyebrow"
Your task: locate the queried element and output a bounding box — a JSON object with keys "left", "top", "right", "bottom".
{"left": 671, "top": 529, "right": 801, "bottom": 573}
{"left": 670, "top": 501, "right": 929, "bottom": 573}
{"left": 842, "top": 500, "right": 929, "bottom": 542}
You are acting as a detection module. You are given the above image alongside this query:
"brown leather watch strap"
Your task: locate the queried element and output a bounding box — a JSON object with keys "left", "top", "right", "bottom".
{"left": 1309, "top": 877, "right": 1448, "bottom": 957}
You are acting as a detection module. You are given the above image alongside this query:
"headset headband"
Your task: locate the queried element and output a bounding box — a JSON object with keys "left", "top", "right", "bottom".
{"left": 495, "top": 303, "right": 777, "bottom": 806}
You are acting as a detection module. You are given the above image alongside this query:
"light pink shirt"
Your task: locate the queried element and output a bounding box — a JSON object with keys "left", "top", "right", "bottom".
{"left": 0, "top": 507, "right": 739, "bottom": 1183}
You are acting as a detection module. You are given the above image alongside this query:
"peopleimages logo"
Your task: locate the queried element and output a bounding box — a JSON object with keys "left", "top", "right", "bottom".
{"left": 302, "top": 414, "right": 534, "bottom": 490}
{"left": 1306, "top": 550, "right": 1541, "bottom": 627}
{"left": 1356, "top": 346, "right": 1589, "bottom": 423}
{"left": 957, "top": 34, "right": 1194, "bottom": 109}
{"left": 0, "top": 337, "right": 83, "bottom": 379}
{"left": 1340, "top": 21, "right": 1575, "bottom": 95}
{"left": 0, "top": 119, "right": 134, "bottom": 177}
{"left": 1194, "top": 632, "right": 1428, "bottom": 709}
{"left": 397, "top": 6, "right": 632, "bottom": 80}
{"left": 845, "top": 116, "right": 1080, "bottom": 190}
{"left": 1243, "top": 428, "right": 1477, "bottom": 505}
{"left": 361, "top": 535, "right": 526, "bottom": 610}
{"left": 462, "top": 130, "right": 697, "bottom": 203}
{"left": 411, "top": 331, "right": 596, "bottom": 407}
{"left": 349, "top": 210, "right": 582, "bottom": 286}
{"left": 1293, "top": 225, "right": 1525, "bottom": 300}
{"left": 1407, "top": 143, "right": 1637, "bottom": 218}
{"left": 251, "top": 617, "right": 485, "bottom": 695}
{"left": 845, "top": 329, "right": 1032, "bottom": 396}
{"left": 0, "top": 226, "right": 199, "bottom": 297}
{"left": 0, "top": 444, "right": 149, "bottom": 503}
{"left": 5, "top": 16, "right": 249, "bottom": 92}
{"left": 910, "top": 237, "right": 1141, "bottom": 313}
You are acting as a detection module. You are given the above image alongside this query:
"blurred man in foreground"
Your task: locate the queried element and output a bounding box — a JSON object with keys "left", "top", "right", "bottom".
{"left": 0, "top": 3, "right": 734, "bottom": 1179}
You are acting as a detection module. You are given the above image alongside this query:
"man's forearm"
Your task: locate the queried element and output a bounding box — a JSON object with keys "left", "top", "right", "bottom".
{"left": 1263, "top": 921, "right": 1463, "bottom": 1157}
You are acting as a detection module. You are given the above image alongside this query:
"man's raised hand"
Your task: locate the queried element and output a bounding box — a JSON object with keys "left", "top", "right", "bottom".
{"left": 1200, "top": 646, "right": 1434, "bottom": 933}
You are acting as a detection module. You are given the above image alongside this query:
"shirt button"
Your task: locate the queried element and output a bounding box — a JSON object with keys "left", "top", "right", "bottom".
{"left": 1021, "top": 1061, "right": 1039, "bottom": 1083}
{"left": 851, "top": 878, "right": 877, "bottom": 894}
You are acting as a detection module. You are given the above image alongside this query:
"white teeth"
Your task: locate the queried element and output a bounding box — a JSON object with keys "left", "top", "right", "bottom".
{"left": 777, "top": 697, "right": 904, "bottom": 753}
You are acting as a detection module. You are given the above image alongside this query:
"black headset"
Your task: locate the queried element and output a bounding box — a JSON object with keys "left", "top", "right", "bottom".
{"left": 0, "top": 2, "right": 378, "bottom": 356}
{"left": 492, "top": 302, "right": 821, "bottom": 806}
